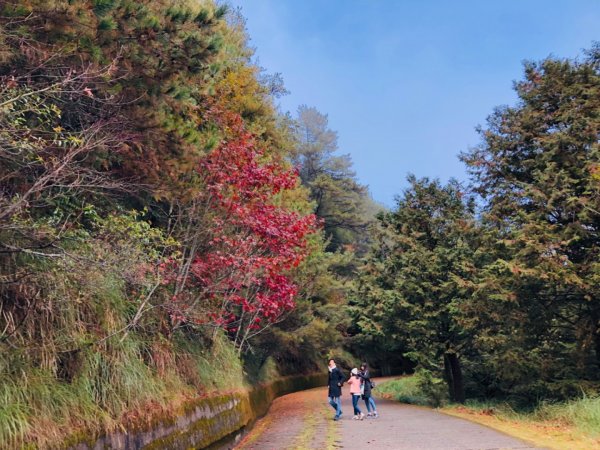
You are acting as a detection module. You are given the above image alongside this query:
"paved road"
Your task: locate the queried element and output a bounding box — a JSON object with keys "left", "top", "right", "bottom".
{"left": 235, "top": 384, "right": 545, "bottom": 450}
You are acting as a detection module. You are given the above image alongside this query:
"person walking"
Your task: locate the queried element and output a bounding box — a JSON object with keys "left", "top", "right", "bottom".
{"left": 359, "top": 362, "right": 378, "bottom": 418}
{"left": 327, "top": 358, "right": 344, "bottom": 420}
{"left": 348, "top": 368, "right": 365, "bottom": 420}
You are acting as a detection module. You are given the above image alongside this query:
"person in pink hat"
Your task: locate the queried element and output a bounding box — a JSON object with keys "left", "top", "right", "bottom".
{"left": 347, "top": 368, "right": 365, "bottom": 420}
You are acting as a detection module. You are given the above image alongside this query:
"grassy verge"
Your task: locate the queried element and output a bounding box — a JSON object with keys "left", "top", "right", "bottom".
{"left": 376, "top": 377, "right": 600, "bottom": 450}
{"left": 0, "top": 331, "right": 247, "bottom": 449}
{"left": 0, "top": 214, "right": 255, "bottom": 450}
{"left": 375, "top": 375, "right": 431, "bottom": 406}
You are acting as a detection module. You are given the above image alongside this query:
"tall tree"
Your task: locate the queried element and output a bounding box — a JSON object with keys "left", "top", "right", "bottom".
{"left": 168, "top": 120, "right": 318, "bottom": 352}
{"left": 352, "top": 176, "right": 477, "bottom": 402}
{"left": 292, "top": 105, "right": 375, "bottom": 253}
{"left": 460, "top": 45, "right": 600, "bottom": 398}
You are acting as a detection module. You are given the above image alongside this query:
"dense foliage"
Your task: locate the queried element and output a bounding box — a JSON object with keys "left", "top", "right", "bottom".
{"left": 1, "top": 0, "right": 597, "bottom": 447}
{"left": 352, "top": 45, "right": 600, "bottom": 404}
{"left": 0, "top": 1, "right": 372, "bottom": 446}
{"left": 461, "top": 47, "right": 600, "bottom": 400}
{"left": 352, "top": 177, "right": 477, "bottom": 401}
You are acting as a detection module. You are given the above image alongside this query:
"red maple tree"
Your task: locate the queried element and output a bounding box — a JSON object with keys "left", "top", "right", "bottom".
{"left": 168, "top": 118, "right": 318, "bottom": 350}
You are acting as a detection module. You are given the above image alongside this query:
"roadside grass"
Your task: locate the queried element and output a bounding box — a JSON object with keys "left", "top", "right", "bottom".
{"left": 443, "top": 400, "right": 600, "bottom": 450}
{"left": 0, "top": 330, "right": 246, "bottom": 449}
{"left": 374, "top": 371, "right": 447, "bottom": 407}
{"left": 376, "top": 377, "right": 600, "bottom": 450}
{"left": 0, "top": 230, "right": 250, "bottom": 450}
{"left": 375, "top": 376, "right": 431, "bottom": 406}
{"left": 533, "top": 395, "right": 600, "bottom": 438}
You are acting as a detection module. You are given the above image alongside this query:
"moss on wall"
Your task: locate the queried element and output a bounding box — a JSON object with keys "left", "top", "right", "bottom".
{"left": 66, "top": 373, "right": 327, "bottom": 450}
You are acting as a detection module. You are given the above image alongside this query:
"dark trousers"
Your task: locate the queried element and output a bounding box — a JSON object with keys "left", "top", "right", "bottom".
{"left": 352, "top": 394, "right": 362, "bottom": 415}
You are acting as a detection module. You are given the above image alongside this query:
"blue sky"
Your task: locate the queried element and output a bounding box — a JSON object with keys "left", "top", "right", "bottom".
{"left": 229, "top": 1, "right": 599, "bottom": 206}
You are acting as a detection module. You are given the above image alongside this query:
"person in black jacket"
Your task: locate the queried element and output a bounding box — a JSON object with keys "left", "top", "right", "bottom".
{"left": 359, "top": 362, "right": 378, "bottom": 418}
{"left": 327, "top": 358, "right": 344, "bottom": 420}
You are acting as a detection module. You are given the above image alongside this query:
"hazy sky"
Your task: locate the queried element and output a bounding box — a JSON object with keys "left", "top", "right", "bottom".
{"left": 229, "top": 1, "right": 599, "bottom": 206}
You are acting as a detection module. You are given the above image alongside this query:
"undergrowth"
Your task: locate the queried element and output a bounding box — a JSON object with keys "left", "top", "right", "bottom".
{"left": 462, "top": 395, "right": 600, "bottom": 439}
{"left": 0, "top": 331, "right": 245, "bottom": 449}
{"left": 376, "top": 370, "right": 447, "bottom": 407}
{"left": 0, "top": 214, "right": 248, "bottom": 449}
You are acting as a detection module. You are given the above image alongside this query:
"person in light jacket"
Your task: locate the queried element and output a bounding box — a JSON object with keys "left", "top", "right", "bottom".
{"left": 327, "top": 358, "right": 344, "bottom": 420}
{"left": 348, "top": 368, "right": 365, "bottom": 420}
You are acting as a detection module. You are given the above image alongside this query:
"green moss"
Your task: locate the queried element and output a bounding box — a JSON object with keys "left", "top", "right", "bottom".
{"left": 256, "top": 356, "right": 279, "bottom": 383}
{"left": 143, "top": 398, "right": 250, "bottom": 450}
{"left": 64, "top": 373, "right": 327, "bottom": 450}
{"left": 62, "top": 430, "right": 97, "bottom": 449}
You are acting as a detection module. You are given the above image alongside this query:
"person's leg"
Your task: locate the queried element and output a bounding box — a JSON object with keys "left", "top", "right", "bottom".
{"left": 369, "top": 396, "right": 378, "bottom": 416}
{"left": 353, "top": 395, "right": 362, "bottom": 415}
{"left": 335, "top": 396, "right": 342, "bottom": 418}
{"left": 328, "top": 396, "right": 338, "bottom": 414}
{"left": 369, "top": 396, "right": 377, "bottom": 410}
{"left": 363, "top": 395, "right": 372, "bottom": 414}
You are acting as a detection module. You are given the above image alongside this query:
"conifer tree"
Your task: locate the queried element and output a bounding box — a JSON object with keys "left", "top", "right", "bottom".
{"left": 460, "top": 45, "right": 600, "bottom": 397}
{"left": 292, "top": 105, "right": 375, "bottom": 253}
{"left": 352, "top": 176, "right": 477, "bottom": 402}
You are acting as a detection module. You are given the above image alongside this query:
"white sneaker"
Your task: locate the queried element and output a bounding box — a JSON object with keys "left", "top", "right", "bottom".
{"left": 359, "top": 413, "right": 365, "bottom": 420}
{"left": 352, "top": 415, "right": 359, "bottom": 420}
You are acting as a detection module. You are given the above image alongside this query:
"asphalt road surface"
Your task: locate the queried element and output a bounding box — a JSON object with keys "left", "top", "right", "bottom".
{"left": 235, "top": 383, "right": 545, "bottom": 450}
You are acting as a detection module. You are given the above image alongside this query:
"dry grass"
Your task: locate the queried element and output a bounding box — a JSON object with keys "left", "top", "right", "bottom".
{"left": 442, "top": 405, "right": 600, "bottom": 450}
{"left": 377, "top": 377, "right": 600, "bottom": 450}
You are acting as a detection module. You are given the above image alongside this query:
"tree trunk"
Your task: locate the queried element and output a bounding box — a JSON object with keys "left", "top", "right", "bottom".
{"left": 444, "top": 352, "right": 465, "bottom": 403}
{"left": 595, "top": 324, "right": 600, "bottom": 371}
{"left": 446, "top": 352, "right": 465, "bottom": 403}
{"left": 589, "top": 310, "right": 600, "bottom": 372}
{"left": 443, "top": 353, "right": 454, "bottom": 400}
{"left": 382, "top": 362, "right": 391, "bottom": 376}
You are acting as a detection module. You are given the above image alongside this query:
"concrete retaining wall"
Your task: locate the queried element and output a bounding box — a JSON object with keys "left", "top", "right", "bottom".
{"left": 66, "top": 373, "right": 327, "bottom": 450}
